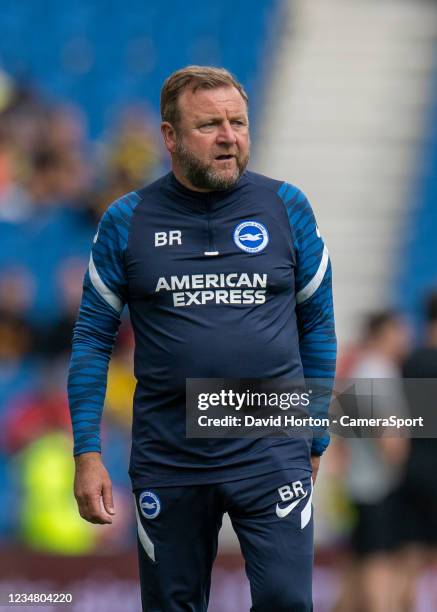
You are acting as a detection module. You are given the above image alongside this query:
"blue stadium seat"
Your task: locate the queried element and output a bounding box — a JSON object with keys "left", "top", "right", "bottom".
{"left": 0, "top": 0, "right": 280, "bottom": 137}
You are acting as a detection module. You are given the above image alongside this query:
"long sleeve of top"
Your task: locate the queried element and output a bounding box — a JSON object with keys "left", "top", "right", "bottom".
{"left": 67, "top": 194, "right": 139, "bottom": 455}
{"left": 278, "top": 183, "right": 337, "bottom": 456}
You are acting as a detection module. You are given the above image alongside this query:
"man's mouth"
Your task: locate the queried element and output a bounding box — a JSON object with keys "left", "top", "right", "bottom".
{"left": 215, "top": 154, "right": 235, "bottom": 160}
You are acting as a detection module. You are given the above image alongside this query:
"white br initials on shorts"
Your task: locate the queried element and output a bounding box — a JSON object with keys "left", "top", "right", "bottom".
{"left": 275, "top": 479, "right": 313, "bottom": 527}
{"left": 155, "top": 230, "right": 182, "bottom": 247}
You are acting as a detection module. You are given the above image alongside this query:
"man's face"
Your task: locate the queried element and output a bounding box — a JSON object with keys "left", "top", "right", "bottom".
{"left": 164, "top": 85, "right": 250, "bottom": 191}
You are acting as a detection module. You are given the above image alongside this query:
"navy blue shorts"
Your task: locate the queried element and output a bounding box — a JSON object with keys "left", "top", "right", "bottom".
{"left": 134, "top": 468, "right": 314, "bottom": 611}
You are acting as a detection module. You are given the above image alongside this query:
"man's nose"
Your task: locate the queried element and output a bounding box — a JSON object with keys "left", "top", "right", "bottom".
{"left": 216, "top": 121, "right": 237, "bottom": 144}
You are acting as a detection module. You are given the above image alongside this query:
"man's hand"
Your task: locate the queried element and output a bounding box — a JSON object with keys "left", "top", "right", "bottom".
{"left": 310, "top": 454, "right": 320, "bottom": 485}
{"left": 74, "top": 452, "right": 115, "bottom": 524}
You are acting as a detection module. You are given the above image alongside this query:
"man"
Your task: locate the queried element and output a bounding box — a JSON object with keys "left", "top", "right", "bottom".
{"left": 68, "top": 66, "right": 336, "bottom": 611}
{"left": 397, "top": 292, "right": 437, "bottom": 609}
{"left": 337, "top": 311, "right": 409, "bottom": 612}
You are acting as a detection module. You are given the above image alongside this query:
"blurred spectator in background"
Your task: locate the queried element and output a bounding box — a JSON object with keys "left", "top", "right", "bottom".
{"left": 0, "top": 309, "right": 37, "bottom": 542}
{"left": 0, "top": 81, "right": 95, "bottom": 333}
{"left": 27, "top": 145, "right": 88, "bottom": 207}
{"left": 335, "top": 311, "right": 410, "bottom": 612}
{"left": 395, "top": 291, "right": 437, "bottom": 610}
{"left": 92, "top": 104, "right": 165, "bottom": 217}
{"left": 0, "top": 73, "right": 157, "bottom": 555}
{"left": 0, "top": 312, "right": 37, "bottom": 416}
{"left": 16, "top": 430, "right": 97, "bottom": 555}
{"left": 0, "top": 74, "right": 164, "bottom": 355}
{"left": 12, "top": 143, "right": 93, "bottom": 334}
{"left": 2, "top": 368, "right": 96, "bottom": 555}
{"left": 2, "top": 359, "right": 134, "bottom": 554}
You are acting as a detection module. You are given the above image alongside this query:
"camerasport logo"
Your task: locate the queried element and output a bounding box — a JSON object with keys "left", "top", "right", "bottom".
{"left": 233, "top": 221, "right": 269, "bottom": 253}
{"left": 139, "top": 491, "right": 161, "bottom": 519}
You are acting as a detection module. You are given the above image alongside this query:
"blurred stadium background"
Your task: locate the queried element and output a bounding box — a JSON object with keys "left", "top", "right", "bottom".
{"left": 1, "top": 0, "right": 437, "bottom": 610}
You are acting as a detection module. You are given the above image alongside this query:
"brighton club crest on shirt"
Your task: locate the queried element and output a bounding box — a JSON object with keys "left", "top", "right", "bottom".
{"left": 233, "top": 221, "right": 269, "bottom": 253}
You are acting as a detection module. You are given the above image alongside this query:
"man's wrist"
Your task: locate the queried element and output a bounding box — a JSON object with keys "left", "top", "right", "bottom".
{"left": 74, "top": 451, "right": 102, "bottom": 465}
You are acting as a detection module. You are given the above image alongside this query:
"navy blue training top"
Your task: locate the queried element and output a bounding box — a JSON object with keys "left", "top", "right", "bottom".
{"left": 68, "top": 171, "right": 336, "bottom": 489}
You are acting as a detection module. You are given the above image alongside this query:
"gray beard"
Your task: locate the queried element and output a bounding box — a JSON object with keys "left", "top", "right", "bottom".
{"left": 174, "top": 140, "right": 249, "bottom": 191}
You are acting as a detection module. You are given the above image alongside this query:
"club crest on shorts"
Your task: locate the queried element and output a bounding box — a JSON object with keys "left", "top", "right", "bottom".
{"left": 233, "top": 221, "right": 269, "bottom": 253}
{"left": 139, "top": 491, "right": 161, "bottom": 519}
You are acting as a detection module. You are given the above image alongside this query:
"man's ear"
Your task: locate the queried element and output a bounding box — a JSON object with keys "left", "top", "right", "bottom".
{"left": 161, "top": 122, "right": 177, "bottom": 154}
